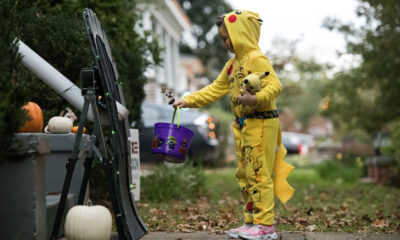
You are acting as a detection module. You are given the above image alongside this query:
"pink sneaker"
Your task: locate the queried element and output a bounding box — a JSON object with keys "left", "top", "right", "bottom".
{"left": 227, "top": 223, "right": 253, "bottom": 239}
{"left": 238, "top": 224, "right": 278, "bottom": 240}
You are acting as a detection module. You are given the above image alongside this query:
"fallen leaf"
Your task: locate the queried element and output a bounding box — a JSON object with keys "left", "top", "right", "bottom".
{"left": 306, "top": 224, "right": 317, "bottom": 232}
{"left": 305, "top": 195, "right": 313, "bottom": 202}
{"left": 322, "top": 206, "right": 329, "bottom": 212}
{"left": 320, "top": 192, "right": 327, "bottom": 201}
{"left": 295, "top": 222, "right": 303, "bottom": 229}
{"left": 337, "top": 221, "right": 346, "bottom": 227}
{"left": 296, "top": 217, "right": 308, "bottom": 224}
{"left": 372, "top": 218, "right": 387, "bottom": 228}
{"left": 202, "top": 224, "right": 207, "bottom": 230}
{"left": 340, "top": 204, "right": 349, "bottom": 212}
{"left": 149, "top": 208, "right": 161, "bottom": 215}
{"left": 325, "top": 219, "right": 336, "bottom": 227}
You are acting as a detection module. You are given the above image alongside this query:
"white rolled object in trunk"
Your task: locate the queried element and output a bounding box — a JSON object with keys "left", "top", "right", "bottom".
{"left": 16, "top": 39, "right": 129, "bottom": 123}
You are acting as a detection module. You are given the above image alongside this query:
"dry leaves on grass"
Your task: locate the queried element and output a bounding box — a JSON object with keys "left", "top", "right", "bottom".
{"left": 276, "top": 199, "right": 399, "bottom": 234}
{"left": 137, "top": 190, "right": 400, "bottom": 234}
{"left": 137, "top": 196, "right": 241, "bottom": 233}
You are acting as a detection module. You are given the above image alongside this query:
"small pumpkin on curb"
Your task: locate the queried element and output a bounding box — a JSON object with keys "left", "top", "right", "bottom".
{"left": 46, "top": 117, "right": 73, "bottom": 134}
{"left": 71, "top": 126, "right": 86, "bottom": 134}
{"left": 19, "top": 102, "right": 44, "bottom": 133}
{"left": 45, "top": 107, "right": 77, "bottom": 134}
{"left": 64, "top": 205, "right": 112, "bottom": 240}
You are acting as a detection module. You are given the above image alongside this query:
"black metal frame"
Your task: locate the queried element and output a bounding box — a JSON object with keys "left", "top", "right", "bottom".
{"left": 50, "top": 8, "right": 147, "bottom": 240}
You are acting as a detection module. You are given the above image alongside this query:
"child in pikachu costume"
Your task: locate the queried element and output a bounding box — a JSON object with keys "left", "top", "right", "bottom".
{"left": 174, "top": 10, "right": 294, "bottom": 240}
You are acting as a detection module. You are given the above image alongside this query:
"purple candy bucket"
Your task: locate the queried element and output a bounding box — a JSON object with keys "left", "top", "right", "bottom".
{"left": 151, "top": 107, "right": 194, "bottom": 163}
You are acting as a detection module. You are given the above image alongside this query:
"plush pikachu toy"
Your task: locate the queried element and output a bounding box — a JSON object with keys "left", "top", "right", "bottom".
{"left": 240, "top": 72, "right": 269, "bottom": 115}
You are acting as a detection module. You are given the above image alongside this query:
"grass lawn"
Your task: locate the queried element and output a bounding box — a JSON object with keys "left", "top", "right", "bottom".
{"left": 137, "top": 165, "right": 400, "bottom": 234}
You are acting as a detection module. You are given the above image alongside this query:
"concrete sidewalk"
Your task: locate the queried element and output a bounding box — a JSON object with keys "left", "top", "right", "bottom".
{"left": 141, "top": 231, "right": 400, "bottom": 240}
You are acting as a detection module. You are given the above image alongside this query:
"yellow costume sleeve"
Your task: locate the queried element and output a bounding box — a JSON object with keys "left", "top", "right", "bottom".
{"left": 249, "top": 57, "right": 282, "bottom": 108}
{"left": 183, "top": 60, "right": 232, "bottom": 108}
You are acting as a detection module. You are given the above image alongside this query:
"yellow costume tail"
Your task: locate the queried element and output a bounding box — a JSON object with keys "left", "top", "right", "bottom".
{"left": 273, "top": 123, "right": 295, "bottom": 204}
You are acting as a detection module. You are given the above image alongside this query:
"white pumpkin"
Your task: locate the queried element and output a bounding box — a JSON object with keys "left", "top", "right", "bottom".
{"left": 47, "top": 116, "right": 73, "bottom": 134}
{"left": 64, "top": 205, "right": 112, "bottom": 240}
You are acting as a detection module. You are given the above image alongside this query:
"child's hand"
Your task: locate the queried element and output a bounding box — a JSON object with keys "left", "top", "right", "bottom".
{"left": 173, "top": 99, "right": 187, "bottom": 108}
{"left": 238, "top": 86, "right": 257, "bottom": 106}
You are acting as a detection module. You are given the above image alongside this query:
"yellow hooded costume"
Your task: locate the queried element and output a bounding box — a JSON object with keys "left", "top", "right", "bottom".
{"left": 183, "top": 10, "right": 294, "bottom": 225}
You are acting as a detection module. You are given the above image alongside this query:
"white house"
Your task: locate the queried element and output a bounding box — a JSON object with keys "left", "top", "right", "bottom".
{"left": 179, "top": 54, "right": 209, "bottom": 93}
{"left": 137, "top": 0, "right": 191, "bottom": 104}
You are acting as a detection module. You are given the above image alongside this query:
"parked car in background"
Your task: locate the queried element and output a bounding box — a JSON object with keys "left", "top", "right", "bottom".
{"left": 282, "top": 132, "right": 315, "bottom": 155}
{"left": 134, "top": 102, "right": 219, "bottom": 164}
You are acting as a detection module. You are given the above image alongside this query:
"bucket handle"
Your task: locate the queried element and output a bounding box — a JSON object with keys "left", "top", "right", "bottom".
{"left": 171, "top": 106, "right": 180, "bottom": 128}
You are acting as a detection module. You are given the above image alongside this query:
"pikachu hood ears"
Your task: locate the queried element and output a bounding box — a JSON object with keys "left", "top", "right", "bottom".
{"left": 223, "top": 10, "right": 263, "bottom": 58}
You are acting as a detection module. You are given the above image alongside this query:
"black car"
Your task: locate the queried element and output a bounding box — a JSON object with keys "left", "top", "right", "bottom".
{"left": 134, "top": 102, "right": 219, "bottom": 164}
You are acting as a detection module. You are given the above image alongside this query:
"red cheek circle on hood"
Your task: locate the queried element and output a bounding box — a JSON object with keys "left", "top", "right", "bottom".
{"left": 228, "top": 14, "right": 237, "bottom": 23}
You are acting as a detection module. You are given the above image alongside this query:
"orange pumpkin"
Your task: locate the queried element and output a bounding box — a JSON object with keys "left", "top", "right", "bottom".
{"left": 19, "top": 102, "right": 44, "bottom": 133}
{"left": 71, "top": 126, "right": 86, "bottom": 134}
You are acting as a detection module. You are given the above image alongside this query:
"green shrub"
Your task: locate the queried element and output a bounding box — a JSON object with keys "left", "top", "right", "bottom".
{"left": 30, "top": 0, "right": 162, "bottom": 126}
{"left": 0, "top": 0, "right": 30, "bottom": 159}
{"left": 1, "top": 1, "right": 161, "bottom": 159}
{"left": 0, "top": 3, "right": 94, "bottom": 160}
{"left": 14, "top": 7, "right": 93, "bottom": 122}
{"left": 141, "top": 161, "right": 206, "bottom": 202}
{"left": 314, "top": 160, "right": 362, "bottom": 183}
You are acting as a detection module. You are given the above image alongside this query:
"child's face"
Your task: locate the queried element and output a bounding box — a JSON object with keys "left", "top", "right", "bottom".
{"left": 218, "top": 24, "right": 234, "bottom": 53}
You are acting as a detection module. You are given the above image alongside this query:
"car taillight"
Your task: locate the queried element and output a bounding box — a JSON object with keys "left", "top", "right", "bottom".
{"left": 209, "top": 131, "right": 216, "bottom": 139}
{"left": 206, "top": 117, "right": 217, "bottom": 139}
{"left": 194, "top": 115, "right": 217, "bottom": 140}
{"left": 298, "top": 144, "right": 309, "bottom": 156}
{"left": 297, "top": 144, "right": 303, "bottom": 154}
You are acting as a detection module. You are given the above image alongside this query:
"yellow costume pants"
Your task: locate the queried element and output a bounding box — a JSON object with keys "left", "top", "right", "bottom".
{"left": 232, "top": 117, "right": 294, "bottom": 225}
